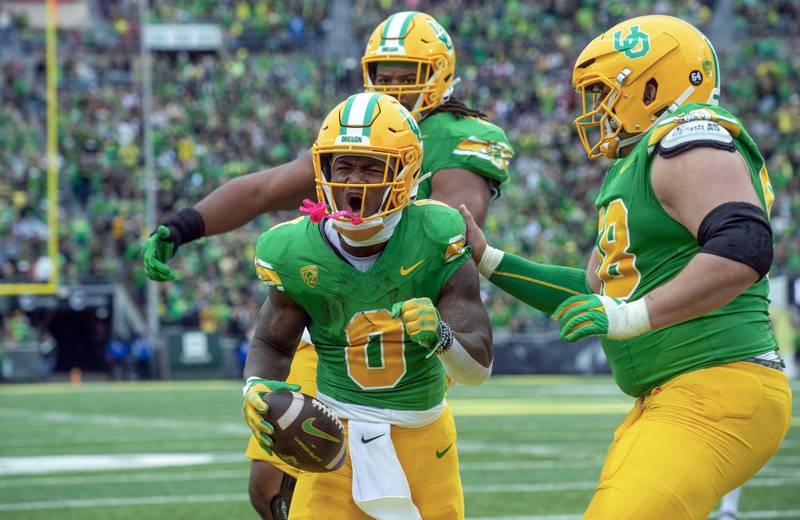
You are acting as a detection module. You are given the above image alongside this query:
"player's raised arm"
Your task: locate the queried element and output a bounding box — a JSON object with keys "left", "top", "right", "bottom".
{"left": 242, "top": 287, "right": 309, "bottom": 455}
{"left": 142, "top": 154, "right": 316, "bottom": 281}
{"left": 458, "top": 205, "right": 590, "bottom": 315}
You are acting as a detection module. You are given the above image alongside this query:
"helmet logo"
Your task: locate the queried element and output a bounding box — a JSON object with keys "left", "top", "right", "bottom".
{"left": 427, "top": 20, "right": 453, "bottom": 52}
{"left": 613, "top": 25, "right": 650, "bottom": 59}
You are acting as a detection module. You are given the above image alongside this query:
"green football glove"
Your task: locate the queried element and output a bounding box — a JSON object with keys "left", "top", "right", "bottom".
{"left": 391, "top": 297, "right": 441, "bottom": 353}
{"left": 142, "top": 225, "right": 177, "bottom": 281}
{"left": 552, "top": 294, "right": 651, "bottom": 342}
{"left": 242, "top": 377, "right": 301, "bottom": 455}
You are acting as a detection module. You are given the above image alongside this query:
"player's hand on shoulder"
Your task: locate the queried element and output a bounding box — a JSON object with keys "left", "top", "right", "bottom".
{"left": 242, "top": 377, "right": 301, "bottom": 454}
{"left": 142, "top": 225, "right": 177, "bottom": 281}
{"left": 458, "top": 204, "right": 486, "bottom": 264}
{"left": 391, "top": 297, "right": 442, "bottom": 354}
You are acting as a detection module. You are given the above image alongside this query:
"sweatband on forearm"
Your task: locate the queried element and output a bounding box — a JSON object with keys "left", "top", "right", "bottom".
{"left": 487, "top": 252, "right": 590, "bottom": 314}
{"left": 439, "top": 336, "right": 492, "bottom": 386}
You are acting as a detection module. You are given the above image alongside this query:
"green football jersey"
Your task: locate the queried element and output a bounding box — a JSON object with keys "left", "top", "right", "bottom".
{"left": 254, "top": 200, "right": 470, "bottom": 410}
{"left": 417, "top": 111, "right": 514, "bottom": 199}
{"left": 594, "top": 102, "right": 777, "bottom": 397}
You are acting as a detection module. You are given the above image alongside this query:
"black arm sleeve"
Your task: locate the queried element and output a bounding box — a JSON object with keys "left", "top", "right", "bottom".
{"left": 697, "top": 201, "right": 773, "bottom": 279}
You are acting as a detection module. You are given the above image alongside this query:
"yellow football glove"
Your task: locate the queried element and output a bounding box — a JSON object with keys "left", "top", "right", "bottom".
{"left": 242, "top": 377, "right": 301, "bottom": 455}
{"left": 391, "top": 297, "right": 442, "bottom": 354}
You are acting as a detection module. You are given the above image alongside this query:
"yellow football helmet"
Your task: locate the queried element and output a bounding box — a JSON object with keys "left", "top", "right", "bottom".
{"left": 572, "top": 15, "right": 720, "bottom": 159}
{"left": 311, "top": 93, "right": 423, "bottom": 243}
{"left": 362, "top": 11, "right": 456, "bottom": 121}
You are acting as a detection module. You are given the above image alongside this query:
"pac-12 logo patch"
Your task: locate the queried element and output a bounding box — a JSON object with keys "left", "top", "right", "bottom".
{"left": 300, "top": 265, "right": 318, "bottom": 288}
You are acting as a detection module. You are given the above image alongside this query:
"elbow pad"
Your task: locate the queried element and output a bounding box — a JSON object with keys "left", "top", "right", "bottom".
{"left": 697, "top": 202, "right": 773, "bottom": 279}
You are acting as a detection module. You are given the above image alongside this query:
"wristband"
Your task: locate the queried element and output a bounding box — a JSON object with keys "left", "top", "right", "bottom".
{"left": 435, "top": 321, "right": 454, "bottom": 355}
{"left": 477, "top": 246, "right": 504, "bottom": 278}
{"left": 160, "top": 207, "right": 206, "bottom": 248}
{"left": 601, "top": 296, "right": 652, "bottom": 339}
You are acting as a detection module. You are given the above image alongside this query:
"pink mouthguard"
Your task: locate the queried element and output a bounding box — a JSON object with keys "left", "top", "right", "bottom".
{"left": 300, "top": 199, "right": 362, "bottom": 225}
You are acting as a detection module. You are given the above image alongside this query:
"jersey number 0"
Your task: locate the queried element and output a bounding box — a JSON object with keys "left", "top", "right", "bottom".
{"left": 345, "top": 310, "right": 406, "bottom": 390}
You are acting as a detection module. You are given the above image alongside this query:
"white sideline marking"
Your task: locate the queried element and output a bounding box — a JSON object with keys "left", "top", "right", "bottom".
{"left": 0, "top": 407, "right": 247, "bottom": 435}
{"left": 0, "top": 453, "right": 243, "bottom": 476}
{"left": 463, "top": 477, "right": 800, "bottom": 494}
{"left": 0, "top": 493, "right": 250, "bottom": 511}
{"left": 468, "top": 512, "right": 800, "bottom": 520}
{"left": 0, "top": 469, "right": 249, "bottom": 488}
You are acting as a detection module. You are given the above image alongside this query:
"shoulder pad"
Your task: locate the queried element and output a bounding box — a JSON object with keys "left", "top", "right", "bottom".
{"left": 254, "top": 216, "right": 306, "bottom": 289}
{"left": 409, "top": 202, "right": 468, "bottom": 263}
{"left": 657, "top": 120, "right": 735, "bottom": 158}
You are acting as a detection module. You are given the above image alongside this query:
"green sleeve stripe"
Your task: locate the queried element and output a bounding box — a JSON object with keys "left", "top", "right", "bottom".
{"left": 488, "top": 253, "right": 589, "bottom": 314}
{"left": 493, "top": 270, "right": 583, "bottom": 296}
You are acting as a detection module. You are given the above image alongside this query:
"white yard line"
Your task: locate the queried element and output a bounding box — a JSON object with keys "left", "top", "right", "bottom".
{"left": 0, "top": 407, "right": 246, "bottom": 435}
{"left": 0, "top": 493, "right": 250, "bottom": 511}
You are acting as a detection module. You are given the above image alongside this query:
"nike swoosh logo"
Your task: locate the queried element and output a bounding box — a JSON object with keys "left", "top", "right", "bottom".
{"left": 361, "top": 433, "right": 385, "bottom": 444}
{"left": 436, "top": 443, "right": 453, "bottom": 458}
{"left": 301, "top": 418, "right": 341, "bottom": 443}
{"left": 400, "top": 260, "right": 424, "bottom": 276}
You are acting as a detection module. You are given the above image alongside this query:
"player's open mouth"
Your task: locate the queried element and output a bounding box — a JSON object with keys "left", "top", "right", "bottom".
{"left": 346, "top": 194, "right": 363, "bottom": 215}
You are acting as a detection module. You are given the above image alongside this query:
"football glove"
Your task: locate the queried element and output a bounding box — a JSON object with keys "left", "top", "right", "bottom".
{"left": 242, "top": 378, "right": 301, "bottom": 455}
{"left": 391, "top": 297, "right": 441, "bottom": 353}
{"left": 142, "top": 226, "right": 177, "bottom": 281}
{"left": 552, "top": 294, "right": 651, "bottom": 342}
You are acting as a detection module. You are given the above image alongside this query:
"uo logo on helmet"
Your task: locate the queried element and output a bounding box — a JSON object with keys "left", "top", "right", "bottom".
{"left": 613, "top": 25, "right": 650, "bottom": 59}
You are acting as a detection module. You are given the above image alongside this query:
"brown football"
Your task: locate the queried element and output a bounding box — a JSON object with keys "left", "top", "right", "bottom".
{"left": 262, "top": 391, "right": 346, "bottom": 473}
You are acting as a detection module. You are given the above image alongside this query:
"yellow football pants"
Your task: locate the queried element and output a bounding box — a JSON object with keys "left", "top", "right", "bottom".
{"left": 244, "top": 340, "right": 318, "bottom": 478}
{"left": 289, "top": 404, "right": 463, "bottom": 520}
{"left": 584, "top": 361, "right": 792, "bottom": 520}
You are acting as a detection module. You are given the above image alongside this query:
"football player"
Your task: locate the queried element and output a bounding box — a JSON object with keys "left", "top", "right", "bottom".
{"left": 141, "top": 11, "right": 513, "bottom": 519}
{"left": 243, "top": 93, "right": 492, "bottom": 519}
{"left": 459, "top": 15, "right": 791, "bottom": 519}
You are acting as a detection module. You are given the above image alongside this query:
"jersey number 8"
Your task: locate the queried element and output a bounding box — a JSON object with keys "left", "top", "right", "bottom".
{"left": 596, "top": 199, "right": 641, "bottom": 299}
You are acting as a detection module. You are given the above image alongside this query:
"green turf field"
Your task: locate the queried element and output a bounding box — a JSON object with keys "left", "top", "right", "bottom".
{"left": 0, "top": 376, "right": 797, "bottom": 519}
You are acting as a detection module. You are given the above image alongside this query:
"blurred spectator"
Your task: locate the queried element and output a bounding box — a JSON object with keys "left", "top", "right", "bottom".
{"left": 130, "top": 334, "right": 154, "bottom": 379}
{"left": 1, "top": 0, "right": 797, "bottom": 333}
{"left": 105, "top": 335, "right": 131, "bottom": 380}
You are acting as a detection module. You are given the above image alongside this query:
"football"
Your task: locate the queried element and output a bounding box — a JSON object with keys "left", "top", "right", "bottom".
{"left": 262, "top": 391, "right": 346, "bottom": 473}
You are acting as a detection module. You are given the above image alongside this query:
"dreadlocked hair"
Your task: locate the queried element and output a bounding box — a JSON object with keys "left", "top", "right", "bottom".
{"left": 427, "top": 96, "right": 488, "bottom": 120}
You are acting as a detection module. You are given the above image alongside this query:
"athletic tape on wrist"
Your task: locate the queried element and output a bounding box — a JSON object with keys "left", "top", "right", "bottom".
{"left": 477, "top": 246, "right": 504, "bottom": 278}
{"left": 599, "top": 297, "right": 652, "bottom": 340}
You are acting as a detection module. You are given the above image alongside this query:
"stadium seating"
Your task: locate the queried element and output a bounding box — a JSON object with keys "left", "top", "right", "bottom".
{"left": 1, "top": 0, "right": 797, "bottom": 336}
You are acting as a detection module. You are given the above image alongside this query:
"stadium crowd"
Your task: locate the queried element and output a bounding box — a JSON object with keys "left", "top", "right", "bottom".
{"left": 0, "top": 0, "right": 798, "bottom": 337}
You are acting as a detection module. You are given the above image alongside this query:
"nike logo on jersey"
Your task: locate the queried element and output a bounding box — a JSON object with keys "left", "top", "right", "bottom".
{"left": 302, "top": 418, "right": 341, "bottom": 443}
{"left": 436, "top": 443, "right": 453, "bottom": 458}
{"left": 361, "top": 433, "right": 386, "bottom": 444}
{"left": 400, "top": 261, "right": 424, "bottom": 276}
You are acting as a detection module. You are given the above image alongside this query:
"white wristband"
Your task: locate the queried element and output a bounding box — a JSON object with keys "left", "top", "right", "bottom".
{"left": 477, "top": 246, "right": 504, "bottom": 278}
{"left": 439, "top": 336, "right": 492, "bottom": 385}
{"left": 599, "top": 296, "right": 652, "bottom": 340}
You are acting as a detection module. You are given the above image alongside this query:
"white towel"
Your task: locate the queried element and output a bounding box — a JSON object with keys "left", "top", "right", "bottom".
{"left": 348, "top": 420, "right": 422, "bottom": 520}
